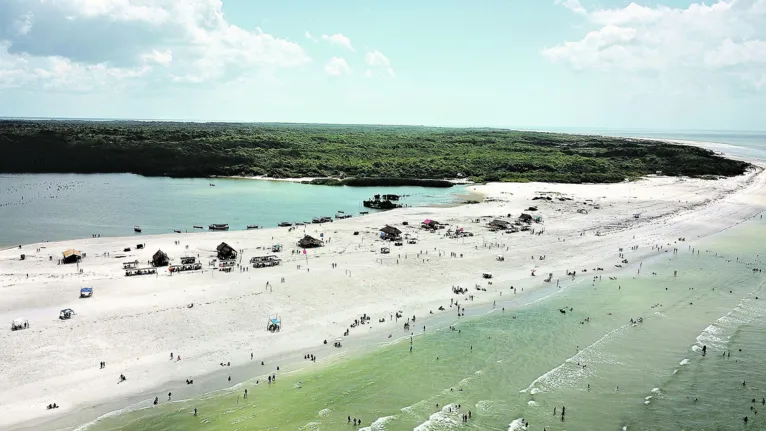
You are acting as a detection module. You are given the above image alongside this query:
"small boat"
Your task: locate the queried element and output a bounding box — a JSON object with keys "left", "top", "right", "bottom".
{"left": 359, "top": 211, "right": 369, "bottom": 215}
{"left": 174, "top": 229, "right": 182, "bottom": 233}
{"left": 209, "top": 224, "right": 229, "bottom": 231}
{"left": 134, "top": 226, "right": 142, "bottom": 233}
{"left": 209, "top": 183, "right": 216, "bottom": 187}
{"left": 193, "top": 225, "right": 203, "bottom": 229}
{"left": 247, "top": 225, "right": 260, "bottom": 229}
{"left": 278, "top": 222, "right": 293, "bottom": 227}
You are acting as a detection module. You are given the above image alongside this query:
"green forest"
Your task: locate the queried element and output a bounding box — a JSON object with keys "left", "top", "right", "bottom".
{"left": 0, "top": 120, "right": 750, "bottom": 183}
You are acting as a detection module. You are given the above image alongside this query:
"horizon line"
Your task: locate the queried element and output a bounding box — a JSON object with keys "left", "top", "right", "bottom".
{"left": 0, "top": 116, "right": 764, "bottom": 135}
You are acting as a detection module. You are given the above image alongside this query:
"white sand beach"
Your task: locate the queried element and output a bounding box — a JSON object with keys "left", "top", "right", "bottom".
{"left": 2, "top": 157, "right": 766, "bottom": 430}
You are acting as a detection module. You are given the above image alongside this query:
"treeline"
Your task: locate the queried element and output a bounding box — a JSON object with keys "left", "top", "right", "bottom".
{"left": 0, "top": 120, "right": 750, "bottom": 183}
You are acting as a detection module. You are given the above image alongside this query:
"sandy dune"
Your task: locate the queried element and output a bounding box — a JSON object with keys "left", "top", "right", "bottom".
{"left": 1, "top": 161, "right": 765, "bottom": 430}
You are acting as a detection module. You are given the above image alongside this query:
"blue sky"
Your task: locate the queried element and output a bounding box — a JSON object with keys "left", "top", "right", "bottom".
{"left": 0, "top": 0, "right": 764, "bottom": 130}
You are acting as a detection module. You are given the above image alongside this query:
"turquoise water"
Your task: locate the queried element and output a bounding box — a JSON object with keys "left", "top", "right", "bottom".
{"left": 84, "top": 216, "right": 766, "bottom": 431}
{"left": 0, "top": 174, "right": 464, "bottom": 247}
{"left": 552, "top": 128, "right": 766, "bottom": 162}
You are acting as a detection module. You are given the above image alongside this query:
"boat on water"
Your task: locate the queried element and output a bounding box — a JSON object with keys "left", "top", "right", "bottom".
{"left": 193, "top": 225, "right": 203, "bottom": 229}
{"left": 209, "top": 224, "right": 229, "bottom": 230}
{"left": 174, "top": 229, "right": 182, "bottom": 233}
{"left": 134, "top": 226, "right": 142, "bottom": 233}
{"left": 209, "top": 183, "right": 216, "bottom": 187}
{"left": 278, "top": 222, "right": 293, "bottom": 227}
{"left": 247, "top": 225, "right": 260, "bottom": 229}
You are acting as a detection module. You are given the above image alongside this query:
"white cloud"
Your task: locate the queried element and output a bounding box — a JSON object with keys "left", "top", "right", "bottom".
{"left": 0, "top": 0, "right": 311, "bottom": 91}
{"left": 364, "top": 50, "right": 395, "bottom": 77}
{"left": 321, "top": 33, "right": 355, "bottom": 51}
{"left": 543, "top": 0, "right": 766, "bottom": 89}
{"left": 555, "top": 0, "right": 586, "bottom": 15}
{"left": 324, "top": 57, "right": 351, "bottom": 77}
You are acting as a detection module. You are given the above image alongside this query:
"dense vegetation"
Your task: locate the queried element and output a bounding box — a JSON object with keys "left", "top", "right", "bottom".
{"left": 0, "top": 120, "right": 750, "bottom": 183}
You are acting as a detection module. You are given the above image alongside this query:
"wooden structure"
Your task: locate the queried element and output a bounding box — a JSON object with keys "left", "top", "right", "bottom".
{"left": 488, "top": 219, "right": 512, "bottom": 230}
{"left": 379, "top": 225, "right": 402, "bottom": 240}
{"left": 123, "top": 260, "right": 139, "bottom": 269}
{"left": 181, "top": 256, "right": 196, "bottom": 264}
{"left": 169, "top": 263, "right": 202, "bottom": 272}
{"left": 125, "top": 267, "right": 157, "bottom": 276}
{"left": 298, "top": 235, "right": 324, "bottom": 248}
{"left": 62, "top": 249, "right": 82, "bottom": 264}
{"left": 216, "top": 242, "right": 237, "bottom": 260}
{"left": 250, "top": 255, "right": 281, "bottom": 268}
{"left": 152, "top": 250, "right": 169, "bottom": 267}
{"left": 518, "top": 213, "right": 533, "bottom": 223}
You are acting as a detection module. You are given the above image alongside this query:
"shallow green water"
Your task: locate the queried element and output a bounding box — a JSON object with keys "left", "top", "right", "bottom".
{"left": 83, "top": 215, "right": 766, "bottom": 431}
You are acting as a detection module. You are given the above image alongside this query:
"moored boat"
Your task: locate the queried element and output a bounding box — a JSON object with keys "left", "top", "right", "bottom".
{"left": 247, "top": 225, "right": 260, "bottom": 229}
{"left": 193, "top": 225, "right": 203, "bottom": 229}
{"left": 278, "top": 222, "right": 293, "bottom": 227}
{"left": 134, "top": 226, "right": 142, "bottom": 233}
{"left": 209, "top": 224, "right": 229, "bottom": 230}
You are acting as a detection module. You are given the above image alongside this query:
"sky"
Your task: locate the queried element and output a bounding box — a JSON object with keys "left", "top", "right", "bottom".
{"left": 0, "top": 0, "right": 764, "bottom": 130}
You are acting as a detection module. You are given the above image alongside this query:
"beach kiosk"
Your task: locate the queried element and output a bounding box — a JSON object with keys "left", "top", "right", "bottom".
{"left": 80, "top": 287, "right": 93, "bottom": 298}
{"left": 11, "top": 318, "right": 28, "bottom": 331}
{"left": 62, "top": 249, "right": 82, "bottom": 264}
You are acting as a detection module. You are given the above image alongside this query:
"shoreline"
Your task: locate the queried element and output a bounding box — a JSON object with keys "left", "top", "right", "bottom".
{"left": 2, "top": 140, "right": 765, "bottom": 430}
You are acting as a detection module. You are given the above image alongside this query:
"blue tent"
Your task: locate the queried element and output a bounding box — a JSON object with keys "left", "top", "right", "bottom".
{"left": 270, "top": 318, "right": 281, "bottom": 325}
{"left": 80, "top": 287, "right": 93, "bottom": 298}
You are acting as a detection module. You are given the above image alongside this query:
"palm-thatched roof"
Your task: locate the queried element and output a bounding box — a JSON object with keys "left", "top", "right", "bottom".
{"left": 62, "top": 248, "right": 82, "bottom": 264}
{"left": 216, "top": 242, "right": 237, "bottom": 260}
{"left": 488, "top": 219, "right": 512, "bottom": 228}
{"left": 152, "top": 249, "right": 169, "bottom": 267}
{"left": 380, "top": 225, "right": 402, "bottom": 236}
{"left": 298, "top": 235, "right": 324, "bottom": 248}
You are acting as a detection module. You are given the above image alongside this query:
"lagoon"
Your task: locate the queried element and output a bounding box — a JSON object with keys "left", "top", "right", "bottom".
{"left": 0, "top": 174, "right": 465, "bottom": 248}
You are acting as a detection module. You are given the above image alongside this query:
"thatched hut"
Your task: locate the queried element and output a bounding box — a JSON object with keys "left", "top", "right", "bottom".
{"left": 518, "top": 213, "right": 533, "bottom": 223}
{"left": 380, "top": 225, "right": 402, "bottom": 240}
{"left": 62, "top": 249, "right": 82, "bottom": 264}
{"left": 298, "top": 235, "right": 324, "bottom": 248}
{"left": 488, "top": 219, "right": 512, "bottom": 230}
{"left": 152, "top": 250, "right": 169, "bottom": 267}
{"left": 216, "top": 242, "right": 237, "bottom": 260}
